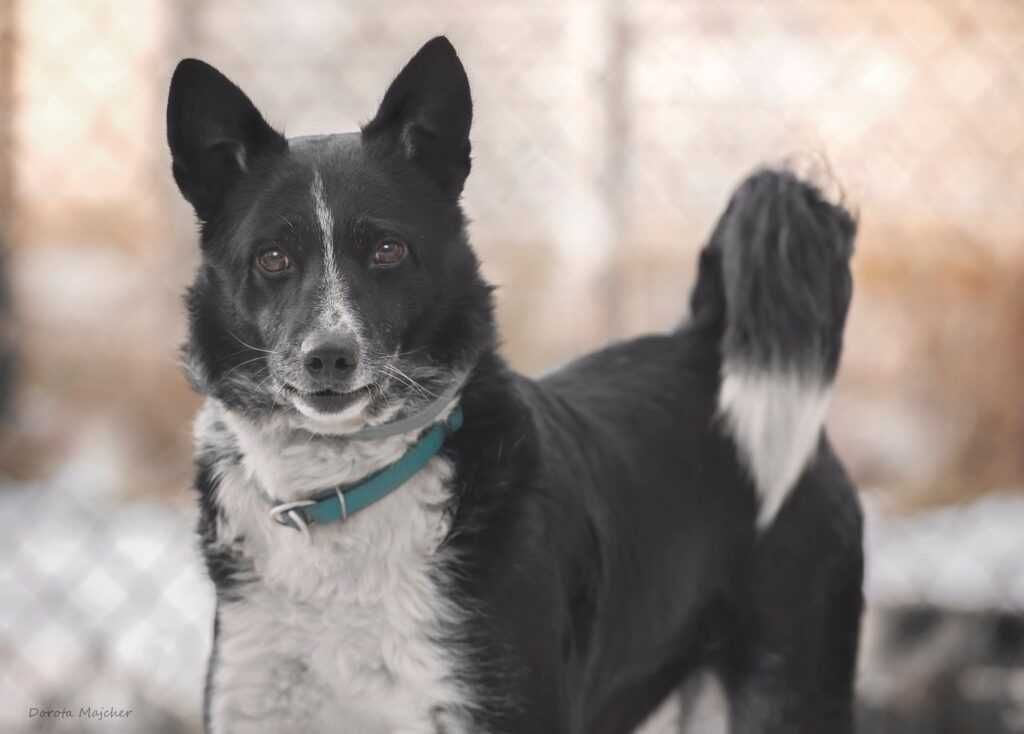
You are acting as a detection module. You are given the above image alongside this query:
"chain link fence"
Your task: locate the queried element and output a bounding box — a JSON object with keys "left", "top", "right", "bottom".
{"left": 3, "top": 481, "right": 1023, "bottom": 734}
{"left": 0, "top": 479, "right": 208, "bottom": 733}
{"left": 2, "top": 1, "right": 1023, "bottom": 731}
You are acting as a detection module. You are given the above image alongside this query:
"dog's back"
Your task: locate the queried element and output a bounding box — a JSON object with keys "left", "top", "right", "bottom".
{"left": 445, "top": 169, "right": 862, "bottom": 733}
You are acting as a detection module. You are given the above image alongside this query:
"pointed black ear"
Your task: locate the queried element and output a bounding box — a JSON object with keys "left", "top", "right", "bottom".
{"left": 167, "top": 59, "right": 286, "bottom": 222}
{"left": 362, "top": 37, "right": 472, "bottom": 198}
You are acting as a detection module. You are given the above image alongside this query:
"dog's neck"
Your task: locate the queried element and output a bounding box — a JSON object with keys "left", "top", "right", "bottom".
{"left": 196, "top": 398, "right": 458, "bottom": 599}
{"left": 220, "top": 406, "right": 430, "bottom": 505}
{"left": 200, "top": 376, "right": 468, "bottom": 507}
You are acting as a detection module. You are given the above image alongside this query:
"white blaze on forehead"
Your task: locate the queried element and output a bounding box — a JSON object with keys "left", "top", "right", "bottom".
{"left": 310, "top": 169, "right": 359, "bottom": 335}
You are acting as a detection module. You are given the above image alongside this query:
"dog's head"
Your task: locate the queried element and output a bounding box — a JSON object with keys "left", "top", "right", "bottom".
{"left": 168, "top": 38, "right": 494, "bottom": 433}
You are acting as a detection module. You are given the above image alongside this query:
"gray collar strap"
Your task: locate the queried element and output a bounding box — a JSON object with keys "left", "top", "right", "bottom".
{"left": 346, "top": 375, "right": 467, "bottom": 441}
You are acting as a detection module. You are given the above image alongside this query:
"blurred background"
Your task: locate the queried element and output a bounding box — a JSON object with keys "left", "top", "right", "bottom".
{"left": 1, "top": 0, "right": 1022, "bottom": 732}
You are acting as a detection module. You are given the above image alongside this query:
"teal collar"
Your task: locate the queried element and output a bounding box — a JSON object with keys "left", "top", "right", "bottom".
{"left": 269, "top": 407, "right": 463, "bottom": 538}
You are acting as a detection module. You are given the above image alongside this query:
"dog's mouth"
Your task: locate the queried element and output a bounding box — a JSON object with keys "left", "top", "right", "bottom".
{"left": 282, "top": 383, "right": 374, "bottom": 414}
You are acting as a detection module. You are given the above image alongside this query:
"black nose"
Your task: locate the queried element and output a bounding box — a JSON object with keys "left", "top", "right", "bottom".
{"left": 303, "top": 338, "right": 359, "bottom": 383}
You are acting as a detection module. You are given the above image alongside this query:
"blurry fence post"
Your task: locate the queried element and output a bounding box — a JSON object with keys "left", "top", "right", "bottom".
{"left": 0, "top": 0, "right": 13, "bottom": 420}
{"left": 0, "top": 0, "right": 14, "bottom": 234}
{"left": 601, "top": 0, "right": 630, "bottom": 340}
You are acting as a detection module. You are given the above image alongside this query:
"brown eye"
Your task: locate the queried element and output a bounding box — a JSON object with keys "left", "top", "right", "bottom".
{"left": 371, "top": 239, "right": 407, "bottom": 267}
{"left": 256, "top": 248, "right": 291, "bottom": 274}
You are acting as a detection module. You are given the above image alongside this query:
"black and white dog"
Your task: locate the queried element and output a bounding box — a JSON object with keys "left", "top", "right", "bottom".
{"left": 168, "top": 37, "right": 863, "bottom": 734}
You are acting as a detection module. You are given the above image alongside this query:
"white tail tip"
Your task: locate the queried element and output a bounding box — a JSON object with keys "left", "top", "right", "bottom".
{"left": 718, "top": 364, "right": 832, "bottom": 529}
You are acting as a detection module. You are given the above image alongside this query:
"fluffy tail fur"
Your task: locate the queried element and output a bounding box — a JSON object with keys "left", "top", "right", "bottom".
{"left": 690, "top": 167, "right": 856, "bottom": 528}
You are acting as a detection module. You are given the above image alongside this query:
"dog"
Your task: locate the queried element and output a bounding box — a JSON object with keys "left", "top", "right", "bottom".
{"left": 168, "top": 36, "right": 863, "bottom": 734}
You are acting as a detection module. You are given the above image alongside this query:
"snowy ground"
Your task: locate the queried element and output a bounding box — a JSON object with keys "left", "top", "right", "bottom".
{"left": 2, "top": 477, "right": 1022, "bottom": 733}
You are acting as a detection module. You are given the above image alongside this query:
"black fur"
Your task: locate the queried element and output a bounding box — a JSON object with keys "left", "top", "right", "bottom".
{"left": 362, "top": 36, "right": 474, "bottom": 198}
{"left": 697, "top": 169, "right": 856, "bottom": 377}
{"left": 442, "top": 339, "right": 862, "bottom": 733}
{"left": 168, "top": 59, "right": 288, "bottom": 223}
{"left": 170, "top": 37, "right": 863, "bottom": 733}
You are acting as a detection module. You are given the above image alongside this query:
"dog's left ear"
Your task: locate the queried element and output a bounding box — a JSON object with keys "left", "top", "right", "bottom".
{"left": 362, "top": 36, "right": 472, "bottom": 198}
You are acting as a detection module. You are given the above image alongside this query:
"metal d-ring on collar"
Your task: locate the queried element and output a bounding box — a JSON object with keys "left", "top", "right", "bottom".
{"left": 268, "top": 499, "right": 317, "bottom": 543}
{"left": 267, "top": 486, "right": 350, "bottom": 543}
{"left": 268, "top": 406, "right": 464, "bottom": 539}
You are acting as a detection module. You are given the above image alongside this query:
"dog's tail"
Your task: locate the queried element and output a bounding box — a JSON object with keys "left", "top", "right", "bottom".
{"left": 689, "top": 167, "right": 856, "bottom": 529}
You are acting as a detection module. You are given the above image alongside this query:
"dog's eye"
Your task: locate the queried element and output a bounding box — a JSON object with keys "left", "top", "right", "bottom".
{"left": 256, "top": 248, "right": 291, "bottom": 274}
{"left": 371, "top": 239, "right": 407, "bottom": 267}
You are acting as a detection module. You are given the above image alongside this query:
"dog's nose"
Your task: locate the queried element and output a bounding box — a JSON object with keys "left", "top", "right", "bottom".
{"left": 303, "top": 337, "right": 359, "bottom": 383}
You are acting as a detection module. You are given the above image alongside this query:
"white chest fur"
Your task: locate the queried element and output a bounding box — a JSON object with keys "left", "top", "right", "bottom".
{"left": 196, "top": 401, "right": 470, "bottom": 734}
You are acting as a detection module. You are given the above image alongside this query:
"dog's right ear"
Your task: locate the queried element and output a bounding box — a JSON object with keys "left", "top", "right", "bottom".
{"left": 167, "top": 59, "right": 286, "bottom": 222}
